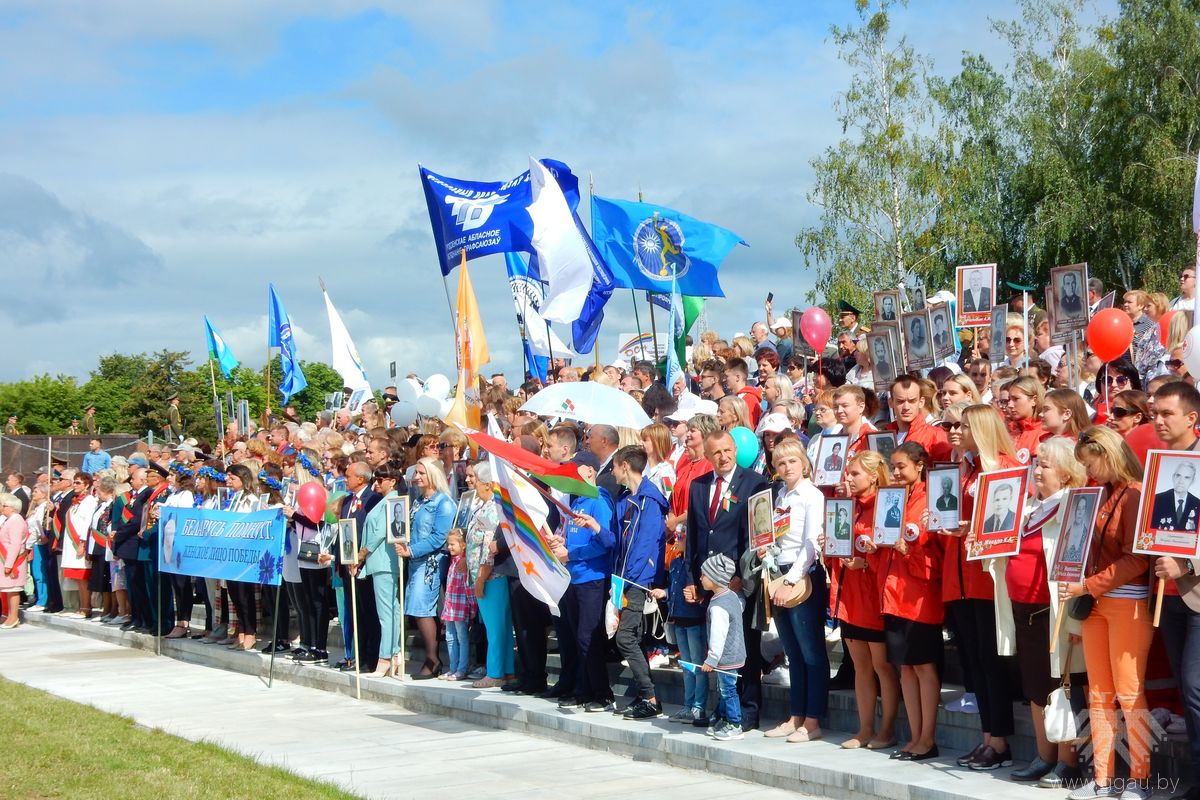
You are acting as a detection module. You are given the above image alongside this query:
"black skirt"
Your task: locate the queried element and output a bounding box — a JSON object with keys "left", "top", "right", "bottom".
{"left": 1011, "top": 601, "right": 1058, "bottom": 703}
{"left": 840, "top": 621, "right": 885, "bottom": 644}
{"left": 87, "top": 554, "right": 111, "bottom": 593}
{"left": 883, "top": 614, "right": 944, "bottom": 666}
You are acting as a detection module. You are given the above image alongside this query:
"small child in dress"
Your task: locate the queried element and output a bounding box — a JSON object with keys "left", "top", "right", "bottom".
{"left": 440, "top": 530, "right": 476, "bottom": 680}
{"left": 700, "top": 553, "right": 746, "bottom": 741}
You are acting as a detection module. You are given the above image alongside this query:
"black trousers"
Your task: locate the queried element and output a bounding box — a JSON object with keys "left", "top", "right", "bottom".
{"left": 228, "top": 581, "right": 257, "bottom": 635}
{"left": 739, "top": 602, "right": 763, "bottom": 730}
{"left": 553, "top": 584, "right": 579, "bottom": 692}
{"left": 351, "top": 573, "right": 380, "bottom": 672}
{"left": 509, "top": 577, "right": 550, "bottom": 690}
{"left": 565, "top": 579, "right": 610, "bottom": 703}
{"left": 196, "top": 577, "right": 213, "bottom": 630}
{"left": 125, "top": 558, "right": 151, "bottom": 628}
{"left": 261, "top": 582, "right": 291, "bottom": 643}
{"left": 946, "top": 598, "right": 1015, "bottom": 737}
{"left": 295, "top": 568, "right": 330, "bottom": 650}
{"left": 40, "top": 545, "right": 63, "bottom": 612}
{"left": 170, "top": 573, "right": 193, "bottom": 624}
{"left": 615, "top": 587, "right": 655, "bottom": 699}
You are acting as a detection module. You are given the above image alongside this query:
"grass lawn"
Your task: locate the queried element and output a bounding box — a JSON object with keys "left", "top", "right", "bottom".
{"left": 0, "top": 677, "right": 358, "bottom": 799}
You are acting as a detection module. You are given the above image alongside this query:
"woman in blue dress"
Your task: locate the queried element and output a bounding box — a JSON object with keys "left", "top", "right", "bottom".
{"left": 395, "top": 456, "right": 455, "bottom": 678}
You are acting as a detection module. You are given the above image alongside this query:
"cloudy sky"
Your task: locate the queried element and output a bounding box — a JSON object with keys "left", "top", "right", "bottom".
{"left": 0, "top": 1, "right": 1098, "bottom": 385}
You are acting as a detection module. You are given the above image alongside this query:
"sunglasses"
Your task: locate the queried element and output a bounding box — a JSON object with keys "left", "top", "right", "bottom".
{"left": 1104, "top": 375, "right": 1130, "bottom": 386}
{"left": 1005, "top": 337, "right": 1023, "bottom": 343}
{"left": 1110, "top": 406, "right": 1137, "bottom": 419}
{"left": 939, "top": 421, "right": 962, "bottom": 431}
{"left": 1168, "top": 359, "right": 1185, "bottom": 369}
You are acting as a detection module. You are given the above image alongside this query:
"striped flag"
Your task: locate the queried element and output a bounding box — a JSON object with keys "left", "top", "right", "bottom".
{"left": 204, "top": 316, "right": 239, "bottom": 378}
{"left": 491, "top": 457, "right": 570, "bottom": 615}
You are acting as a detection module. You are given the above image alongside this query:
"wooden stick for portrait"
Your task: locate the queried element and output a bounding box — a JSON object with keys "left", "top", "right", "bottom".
{"left": 1049, "top": 598, "right": 1066, "bottom": 654}
{"left": 267, "top": 541, "right": 284, "bottom": 688}
{"left": 398, "top": 552, "right": 406, "bottom": 680}
{"left": 351, "top": 529, "right": 361, "bottom": 699}
{"left": 1153, "top": 577, "right": 1165, "bottom": 628}
{"left": 761, "top": 565, "right": 772, "bottom": 623}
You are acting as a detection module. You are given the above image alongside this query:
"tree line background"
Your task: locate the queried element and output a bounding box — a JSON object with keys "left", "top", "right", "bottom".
{"left": 798, "top": 0, "right": 1200, "bottom": 315}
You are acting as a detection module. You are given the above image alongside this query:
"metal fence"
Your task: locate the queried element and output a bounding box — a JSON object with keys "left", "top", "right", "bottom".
{"left": 0, "top": 435, "right": 144, "bottom": 476}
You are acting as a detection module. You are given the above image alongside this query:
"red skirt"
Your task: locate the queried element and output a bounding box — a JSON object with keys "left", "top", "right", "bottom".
{"left": 64, "top": 567, "right": 90, "bottom": 581}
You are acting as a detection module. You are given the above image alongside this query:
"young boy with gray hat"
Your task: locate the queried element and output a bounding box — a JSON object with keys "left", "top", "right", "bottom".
{"left": 701, "top": 552, "right": 746, "bottom": 741}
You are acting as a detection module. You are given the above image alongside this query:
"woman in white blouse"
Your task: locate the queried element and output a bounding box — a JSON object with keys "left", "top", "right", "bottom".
{"left": 761, "top": 437, "right": 828, "bottom": 744}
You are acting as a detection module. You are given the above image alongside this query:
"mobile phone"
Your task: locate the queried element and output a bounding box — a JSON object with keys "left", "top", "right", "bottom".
{"left": 766, "top": 292, "right": 774, "bottom": 304}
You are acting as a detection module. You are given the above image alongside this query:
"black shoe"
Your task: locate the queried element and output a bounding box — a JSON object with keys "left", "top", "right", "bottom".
{"left": 692, "top": 715, "right": 714, "bottom": 728}
{"left": 1169, "top": 788, "right": 1200, "bottom": 800}
{"left": 289, "top": 647, "right": 307, "bottom": 657}
{"left": 968, "top": 746, "right": 1012, "bottom": 771}
{"left": 622, "top": 699, "right": 662, "bottom": 720}
{"left": 613, "top": 700, "right": 637, "bottom": 716}
{"left": 584, "top": 701, "right": 615, "bottom": 713}
{"left": 909, "top": 746, "right": 939, "bottom": 762}
{"left": 119, "top": 622, "right": 135, "bottom": 632}
{"left": 538, "top": 684, "right": 570, "bottom": 699}
{"left": 501, "top": 682, "right": 526, "bottom": 693}
{"left": 557, "top": 696, "right": 581, "bottom": 709}
{"left": 1011, "top": 757, "right": 1056, "bottom": 782}
{"left": 890, "top": 750, "right": 910, "bottom": 760}
{"left": 957, "top": 743, "right": 986, "bottom": 767}
{"left": 133, "top": 627, "right": 153, "bottom": 634}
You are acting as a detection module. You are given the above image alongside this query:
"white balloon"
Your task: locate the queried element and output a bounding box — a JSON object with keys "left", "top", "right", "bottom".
{"left": 439, "top": 397, "right": 455, "bottom": 419}
{"left": 1182, "top": 325, "right": 1200, "bottom": 376}
{"left": 396, "top": 378, "right": 421, "bottom": 403}
{"left": 423, "top": 373, "right": 450, "bottom": 398}
{"left": 415, "top": 394, "right": 442, "bottom": 417}
{"left": 389, "top": 400, "right": 417, "bottom": 427}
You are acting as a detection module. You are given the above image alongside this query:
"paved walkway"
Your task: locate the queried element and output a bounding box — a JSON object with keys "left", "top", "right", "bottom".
{"left": 0, "top": 625, "right": 801, "bottom": 800}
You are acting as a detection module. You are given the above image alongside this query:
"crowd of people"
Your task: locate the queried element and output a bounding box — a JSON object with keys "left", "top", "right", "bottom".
{"left": 0, "top": 269, "right": 1197, "bottom": 800}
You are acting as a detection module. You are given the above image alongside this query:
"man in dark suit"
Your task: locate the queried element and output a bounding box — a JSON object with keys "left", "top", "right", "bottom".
{"left": 338, "top": 461, "right": 382, "bottom": 671}
{"left": 111, "top": 466, "right": 151, "bottom": 631}
{"left": 684, "top": 430, "right": 768, "bottom": 729}
{"left": 1059, "top": 273, "right": 1084, "bottom": 318}
{"left": 41, "top": 469, "right": 75, "bottom": 615}
{"left": 588, "top": 424, "right": 622, "bottom": 502}
{"left": 1151, "top": 462, "right": 1200, "bottom": 532}
{"left": 935, "top": 476, "right": 958, "bottom": 511}
{"left": 962, "top": 269, "right": 992, "bottom": 313}
{"left": 932, "top": 313, "right": 951, "bottom": 351}
{"left": 983, "top": 482, "right": 1017, "bottom": 533}
{"left": 883, "top": 494, "right": 902, "bottom": 528}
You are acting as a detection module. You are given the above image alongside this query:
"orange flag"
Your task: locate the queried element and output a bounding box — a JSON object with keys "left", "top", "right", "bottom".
{"left": 445, "top": 251, "right": 490, "bottom": 431}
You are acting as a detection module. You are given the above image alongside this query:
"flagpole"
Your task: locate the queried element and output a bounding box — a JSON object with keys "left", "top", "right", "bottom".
{"left": 588, "top": 173, "right": 601, "bottom": 375}
{"left": 208, "top": 358, "right": 219, "bottom": 401}
{"left": 264, "top": 349, "right": 272, "bottom": 427}
{"left": 646, "top": 292, "right": 660, "bottom": 366}
{"left": 630, "top": 290, "right": 646, "bottom": 360}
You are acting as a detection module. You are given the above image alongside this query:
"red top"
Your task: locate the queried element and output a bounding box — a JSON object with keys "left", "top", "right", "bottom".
{"left": 1124, "top": 423, "right": 1166, "bottom": 468}
{"left": 1012, "top": 418, "right": 1051, "bottom": 465}
{"left": 882, "top": 482, "right": 944, "bottom": 624}
{"left": 737, "top": 386, "right": 763, "bottom": 428}
{"left": 941, "top": 453, "right": 1022, "bottom": 603}
{"left": 670, "top": 454, "right": 712, "bottom": 521}
{"left": 845, "top": 420, "right": 878, "bottom": 460}
{"left": 886, "top": 415, "right": 952, "bottom": 462}
{"left": 830, "top": 491, "right": 885, "bottom": 631}
{"left": 1005, "top": 497, "right": 1054, "bottom": 604}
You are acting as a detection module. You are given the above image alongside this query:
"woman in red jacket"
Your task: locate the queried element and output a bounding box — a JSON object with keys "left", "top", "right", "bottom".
{"left": 831, "top": 450, "right": 898, "bottom": 750}
{"left": 1004, "top": 376, "right": 1051, "bottom": 465}
{"left": 945, "top": 404, "right": 1021, "bottom": 771}
{"left": 882, "top": 442, "right": 943, "bottom": 761}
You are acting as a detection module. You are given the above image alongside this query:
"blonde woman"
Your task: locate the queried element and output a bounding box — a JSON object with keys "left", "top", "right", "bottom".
{"left": 1004, "top": 376, "right": 1050, "bottom": 464}
{"left": 939, "top": 374, "right": 981, "bottom": 409}
{"left": 761, "top": 375, "right": 794, "bottom": 410}
{"left": 0, "top": 493, "right": 29, "bottom": 627}
{"left": 640, "top": 424, "right": 676, "bottom": 497}
{"left": 1062, "top": 427, "right": 1153, "bottom": 800}
{"left": 717, "top": 395, "right": 752, "bottom": 431}
{"left": 396, "top": 457, "right": 456, "bottom": 678}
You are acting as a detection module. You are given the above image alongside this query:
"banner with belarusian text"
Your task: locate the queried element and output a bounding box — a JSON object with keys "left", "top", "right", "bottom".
{"left": 158, "top": 508, "right": 285, "bottom": 586}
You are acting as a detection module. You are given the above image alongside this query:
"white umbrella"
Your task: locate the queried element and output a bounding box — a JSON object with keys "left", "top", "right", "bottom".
{"left": 520, "top": 382, "right": 653, "bottom": 429}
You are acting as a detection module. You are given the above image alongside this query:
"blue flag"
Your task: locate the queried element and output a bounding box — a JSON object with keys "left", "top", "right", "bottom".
{"left": 267, "top": 284, "right": 307, "bottom": 403}
{"left": 203, "top": 315, "right": 239, "bottom": 378}
{"left": 504, "top": 252, "right": 549, "bottom": 383}
{"left": 590, "top": 195, "right": 746, "bottom": 297}
{"left": 568, "top": 211, "right": 613, "bottom": 354}
{"left": 419, "top": 159, "right": 582, "bottom": 275}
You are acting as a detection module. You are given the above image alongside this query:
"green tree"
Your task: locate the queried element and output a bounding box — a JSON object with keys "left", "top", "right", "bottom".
{"left": 0, "top": 375, "right": 82, "bottom": 434}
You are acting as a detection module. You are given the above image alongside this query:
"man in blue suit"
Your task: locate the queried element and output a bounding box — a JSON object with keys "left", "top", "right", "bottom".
{"left": 684, "top": 430, "right": 768, "bottom": 729}
{"left": 111, "top": 466, "right": 151, "bottom": 632}
{"left": 337, "top": 462, "right": 382, "bottom": 671}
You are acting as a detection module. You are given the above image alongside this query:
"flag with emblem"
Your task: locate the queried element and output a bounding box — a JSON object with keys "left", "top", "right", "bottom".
{"left": 491, "top": 457, "right": 569, "bottom": 615}
{"left": 267, "top": 284, "right": 308, "bottom": 404}
{"left": 204, "top": 316, "right": 240, "bottom": 378}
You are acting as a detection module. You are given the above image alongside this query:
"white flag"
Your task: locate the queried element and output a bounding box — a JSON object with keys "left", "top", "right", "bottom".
{"left": 322, "top": 288, "right": 372, "bottom": 396}
{"left": 528, "top": 157, "right": 592, "bottom": 324}
{"left": 490, "top": 456, "right": 570, "bottom": 616}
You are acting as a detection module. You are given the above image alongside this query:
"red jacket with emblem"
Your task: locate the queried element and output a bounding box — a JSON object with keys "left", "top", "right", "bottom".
{"left": 882, "top": 482, "right": 944, "bottom": 624}
{"left": 830, "top": 490, "right": 885, "bottom": 631}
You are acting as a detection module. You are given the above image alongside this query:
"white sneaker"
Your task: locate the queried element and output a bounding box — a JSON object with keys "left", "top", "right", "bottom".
{"left": 945, "top": 693, "right": 979, "bottom": 714}
{"left": 713, "top": 722, "right": 744, "bottom": 741}
{"left": 648, "top": 653, "right": 670, "bottom": 669}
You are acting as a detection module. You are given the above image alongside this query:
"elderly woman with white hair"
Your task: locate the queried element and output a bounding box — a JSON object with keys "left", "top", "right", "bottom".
{"left": 461, "top": 460, "right": 510, "bottom": 687}
{"left": 0, "top": 492, "right": 30, "bottom": 628}
{"left": 395, "top": 456, "right": 456, "bottom": 679}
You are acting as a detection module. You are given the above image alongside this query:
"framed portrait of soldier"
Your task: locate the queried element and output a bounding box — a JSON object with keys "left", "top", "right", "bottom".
{"left": 1049, "top": 263, "right": 1090, "bottom": 340}
{"left": 453, "top": 490, "right": 476, "bottom": 530}
{"left": 790, "top": 308, "right": 817, "bottom": 358}
{"left": 967, "top": 466, "right": 1029, "bottom": 561}
{"left": 748, "top": 489, "right": 775, "bottom": 549}
{"left": 1133, "top": 450, "right": 1200, "bottom": 559}
{"left": 814, "top": 434, "right": 850, "bottom": 487}
{"left": 928, "top": 303, "right": 955, "bottom": 360}
{"left": 873, "top": 290, "right": 902, "bottom": 323}
{"left": 927, "top": 465, "right": 961, "bottom": 531}
{"left": 989, "top": 304, "right": 1009, "bottom": 366}
{"left": 873, "top": 486, "right": 907, "bottom": 547}
{"left": 866, "top": 331, "right": 898, "bottom": 394}
{"left": 283, "top": 482, "right": 297, "bottom": 510}
{"left": 824, "top": 497, "right": 854, "bottom": 558}
{"left": 901, "top": 309, "right": 935, "bottom": 371}
{"left": 867, "top": 431, "right": 897, "bottom": 462}
{"left": 336, "top": 518, "right": 359, "bottom": 564}
{"left": 911, "top": 285, "right": 927, "bottom": 311}
{"left": 956, "top": 263, "right": 997, "bottom": 328}
{"left": 384, "top": 496, "right": 411, "bottom": 545}
{"left": 1051, "top": 487, "right": 1102, "bottom": 582}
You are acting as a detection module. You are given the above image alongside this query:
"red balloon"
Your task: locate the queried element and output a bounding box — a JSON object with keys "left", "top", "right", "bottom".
{"left": 1087, "top": 308, "right": 1135, "bottom": 363}
{"left": 296, "top": 482, "right": 328, "bottom": 523}
{"left": 800, "top": 308, "right": 833, "bottom": 353}
{"left": 1158, "top": 310, "right": 1177, "bottom": 347}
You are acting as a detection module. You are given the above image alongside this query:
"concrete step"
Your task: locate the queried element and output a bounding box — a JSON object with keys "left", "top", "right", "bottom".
{"left": 22, "top": 611, "right": 1192, "bottom": 798}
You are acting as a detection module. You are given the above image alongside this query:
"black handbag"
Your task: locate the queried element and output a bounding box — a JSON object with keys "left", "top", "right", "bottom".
{"left": 1066, "top": 593, "right": 1095, "bottom": 620}
{"left": 297, "top": 540, "right": 323, "bottom": 564}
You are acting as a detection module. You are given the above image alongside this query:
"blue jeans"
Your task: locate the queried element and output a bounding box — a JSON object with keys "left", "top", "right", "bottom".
{"left": 773, "top": 567, "right": 830, "bottom": 719}
{"left": 674, "top": 622, "right": 708, "bottom": 711}
{"left": 445, "top": 619, "right": 470, "bottom": 676}
{"left": 477, "top": 576, "right": 514, "bottom": 678}
{"left": 716, "top": 671, "right": 741, "bottom": 726}
{"left": 30, "top": 545, "right": 47, "bottom": 606}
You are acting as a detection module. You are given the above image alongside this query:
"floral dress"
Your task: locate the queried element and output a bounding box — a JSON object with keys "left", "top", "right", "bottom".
{"left": 463, "top": 494, "right": 500, "bottom": 584}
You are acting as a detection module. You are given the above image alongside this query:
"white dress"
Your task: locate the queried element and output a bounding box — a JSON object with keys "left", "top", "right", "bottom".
{"left": 61, "top": 494, "right": 98, "bottom": 573}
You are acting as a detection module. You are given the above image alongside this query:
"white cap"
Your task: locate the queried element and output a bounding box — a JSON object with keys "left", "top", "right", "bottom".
{"left": 772, "top": 317, "right": 792, "bottom": 330}
{"left": 666, "top": 392, "right": 719, "bottom": 422}
{"left": 758, "top": 412, "right": 792, "bottom": 435}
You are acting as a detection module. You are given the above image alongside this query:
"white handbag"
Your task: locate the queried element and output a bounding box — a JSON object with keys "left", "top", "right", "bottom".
{"left": 1045, "top": 644, "right": 1080, "bottom": 743}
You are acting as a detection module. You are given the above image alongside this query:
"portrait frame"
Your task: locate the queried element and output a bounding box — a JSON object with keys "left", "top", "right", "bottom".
{"left": 1051, "top": 486, "right": 1102, "bottom": 582}
{"left": 216, "top": 487, "right": 233, "bottom": 510}
{"left": 384, "top": 495, "right": 411, "bottom": 545}
{"left": 1049, "top": 263, "right": 1090, "bottom": 341}
{"left": 1096, "top": 291, "right": 1116, "bottom": 311}
{"left": 955, "top": 263, "right": 997, "bottom": 328}
{"left": 866, "top": 431, "right": 897, "bottom": 462}
{"left": 911, "top": 284, "right": 927, "bottom": 312}
{"left": 873, "top": 290, "right": 902, "bottom": 324}
{"left": 824, "top": 497, "right": 854, "bottom": 558}
{"left": 790, "top": 308, "right": 817, "bottom": 358}
{"left": 282, "top": 483, "right": 297, "bottom": 510}
{"left": 748, "top": 489, "right": 775, "bottom": 549}
{"left": 212, "top": 396, "right": 225, "bottom": 446}
{"left": 324, "top": 392, "right": 343, "bottom": 411}
{"left": 813, "top": 434, "right": 850, "bottom": 487}
{"left": 866, "top": 331, "right": 899, "bottom": 394}
{"left": 873, "top": 486, "right": 908, "bottom": 547}
{"left": 347, "top": 388, "right": 370, "bottom": 414}
{"left": 1132, "top": 450, "right": 1200, "bottom": 558}
{"left": 928, "top": 303, "right": 955, "bottom": 361}
{"left": 989, "top": 304, "right": 1009, "bottom": 366}
{"left": 927, "top": 464, "right": 962, "bottom": 532}
{"left": 236, "top": 399, "right": 250, "bottom": 438}
{"left": 967, "top": 466, "right": 1030, "bottom": 561}
{"left": 454, "top": 489, "right": 477, "bottom": 530}
{"left": 901, "top": 308, "right": 935, "bottom": 371}
{"left": 336, "top": 517, "right": 359, "bottom": 564}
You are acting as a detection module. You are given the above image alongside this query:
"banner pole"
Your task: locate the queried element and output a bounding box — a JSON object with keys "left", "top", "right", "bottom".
{"left": 268, "top": 573, "right": 283, "bottom": 688}
{"left": 631, "top": 290, "right": 646, "bottom": 360}
{"left": 265, "top": 349, "right": 272, "bottom": 427}
{"left": 647, "top": 293, "right": 660, "bottom": 367}
{"left": 351, "top": 562, "right": 361, "bottom": 699}
{"left": 155, "top": 566, "right": 162, "bottom": 656}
